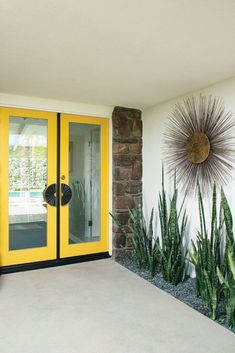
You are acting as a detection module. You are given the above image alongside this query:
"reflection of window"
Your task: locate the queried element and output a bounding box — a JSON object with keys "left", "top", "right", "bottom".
{"left": 9, "top": 117, "right": 48, "bottom": 192}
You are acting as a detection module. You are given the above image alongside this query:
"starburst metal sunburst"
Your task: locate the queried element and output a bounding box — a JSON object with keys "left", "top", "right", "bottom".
{"left": 163, "top": 95, "right": 235, "bottom": 195}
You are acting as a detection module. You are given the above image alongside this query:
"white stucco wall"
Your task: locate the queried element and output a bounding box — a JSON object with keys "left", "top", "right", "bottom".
{"left": 143, "top": 76, "right": 235, "bottom": 260}
{"left": 0, "top": 93, "right": 114, "bottom": 255}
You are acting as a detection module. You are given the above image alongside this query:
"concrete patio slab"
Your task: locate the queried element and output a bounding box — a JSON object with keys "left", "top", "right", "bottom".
{"left": 0, "top": 259, "right": 234, "bottom": 353}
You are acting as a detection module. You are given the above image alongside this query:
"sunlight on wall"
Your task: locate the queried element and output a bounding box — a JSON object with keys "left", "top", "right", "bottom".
{"left": 143, "top": 76, "right": 235, "bottom": 274}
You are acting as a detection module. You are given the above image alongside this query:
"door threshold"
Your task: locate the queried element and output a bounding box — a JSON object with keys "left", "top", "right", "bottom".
{"left": 0, "top": 252, "right": 111, "bottom": 274}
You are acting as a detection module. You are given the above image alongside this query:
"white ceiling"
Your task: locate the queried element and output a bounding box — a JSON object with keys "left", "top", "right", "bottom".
{"left": 1, "top": 0, "right": 235, "bottom": 109}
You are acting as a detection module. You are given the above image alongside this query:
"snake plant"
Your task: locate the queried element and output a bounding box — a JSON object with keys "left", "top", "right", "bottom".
{"left": 217, "top": 247, "right": 235, "bottom": 329}
{"left": 111, "top": 205, "right": 159, "bottom": 276}
{"left": 221, "top": 188, "right": 235, "bottom": 276}
{"left": 190, "top": 184, "right": 223, "bottom": 320}
{"left": 217, "top": 189, "right": 235, "bottom": 329}
{"left": 158, "top": 168, "right": 188, "bottom": 285}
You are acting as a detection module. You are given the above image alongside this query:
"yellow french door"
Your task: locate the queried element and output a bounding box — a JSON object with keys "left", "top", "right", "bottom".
{"left": 0, "top": 107, "right": 57, "bottom": 266}
{"left": 59, "top": 114, "right": 109, "bottom": 258}
{"left": 0, "top": 108, "right": 109, "bottom": 268}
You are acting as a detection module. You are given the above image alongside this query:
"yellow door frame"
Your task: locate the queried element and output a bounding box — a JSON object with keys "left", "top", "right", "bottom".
{"left": 60, "top": 114, "right": 109, "bottom": 258}
{"left": 0, "top": 107, "right": 57, "bottom": 266}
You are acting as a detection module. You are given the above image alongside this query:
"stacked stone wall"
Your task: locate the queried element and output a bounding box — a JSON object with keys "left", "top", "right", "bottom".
{"left": 112, "top": 106, "right": 142, "bottom": 256}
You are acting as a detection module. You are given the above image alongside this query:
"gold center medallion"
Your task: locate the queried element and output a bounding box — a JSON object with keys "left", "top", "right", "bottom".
{"left": 186, "top": 131, "right": 210, "bottom": 164}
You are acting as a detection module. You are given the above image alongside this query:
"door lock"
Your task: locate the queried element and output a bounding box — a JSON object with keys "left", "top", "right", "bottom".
{"left": 61, "top": 175, "right": 65, "bottom": 180}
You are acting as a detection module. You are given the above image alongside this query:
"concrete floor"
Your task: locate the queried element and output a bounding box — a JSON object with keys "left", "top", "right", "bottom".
{"left": 0, "top": 259, "right": 234, "bottom": 353}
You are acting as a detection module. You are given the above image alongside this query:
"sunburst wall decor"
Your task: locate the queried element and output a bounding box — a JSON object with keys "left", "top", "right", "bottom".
{"left": 163, "top": 95, "right": 235, "bottom": 195}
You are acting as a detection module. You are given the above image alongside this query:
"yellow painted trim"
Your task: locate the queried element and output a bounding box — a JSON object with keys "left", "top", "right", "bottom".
{"left": 0, "top": 107, "right": 57, "bottom": 266}
{"left": 60, "top": 114, "right": 109, "bottom": 258}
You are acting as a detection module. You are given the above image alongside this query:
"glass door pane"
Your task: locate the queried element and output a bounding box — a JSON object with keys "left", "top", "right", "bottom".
{"left": 60, "top": 114, "right": 109, "bottom": 258}
{"left": 68, "top": 123, "right": 100, "bottom": 244}
{"left": 0, "top": 107, "right": 57, "bottom": 266}
{"left": 9, "top": 117, "right": 48, "bottom": 250}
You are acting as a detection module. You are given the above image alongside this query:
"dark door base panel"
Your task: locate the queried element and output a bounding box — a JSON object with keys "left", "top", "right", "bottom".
{"left": 0, "top": 252, "right": 111, "bottom": 274}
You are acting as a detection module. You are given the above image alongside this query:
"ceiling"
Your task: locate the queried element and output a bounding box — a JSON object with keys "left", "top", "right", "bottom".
{"left": 1, "top": 0, "right": 235, "bottom": 109}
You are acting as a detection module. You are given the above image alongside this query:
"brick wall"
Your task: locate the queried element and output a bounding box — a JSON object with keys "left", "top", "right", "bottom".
{"left": 112, "top": 106, "right": 142, "bottom": 257}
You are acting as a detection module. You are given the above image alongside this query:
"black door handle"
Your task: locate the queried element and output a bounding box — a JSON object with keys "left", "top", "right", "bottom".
{"left": 61, "top": 183, "right": 73, "bottom": 206}
{"left": 43, "top": 184, "right": 56, "bottom": 206}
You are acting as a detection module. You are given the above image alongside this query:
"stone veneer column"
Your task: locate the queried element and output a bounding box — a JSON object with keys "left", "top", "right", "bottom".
{"left": 112, "top": 106, "right": 142, "bottom": 258}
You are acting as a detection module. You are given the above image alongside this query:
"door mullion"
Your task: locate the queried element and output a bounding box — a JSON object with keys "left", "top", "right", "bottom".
{"left": 56, "top": 113, "right": 61, "bottom": 259}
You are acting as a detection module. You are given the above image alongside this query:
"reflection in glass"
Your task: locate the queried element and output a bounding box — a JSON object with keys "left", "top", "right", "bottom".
{"left": 9, "top": 117, "right": 47, "bottom": 250}
{"left": 69, "top": 123, "right": 100, "bottom": 244}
